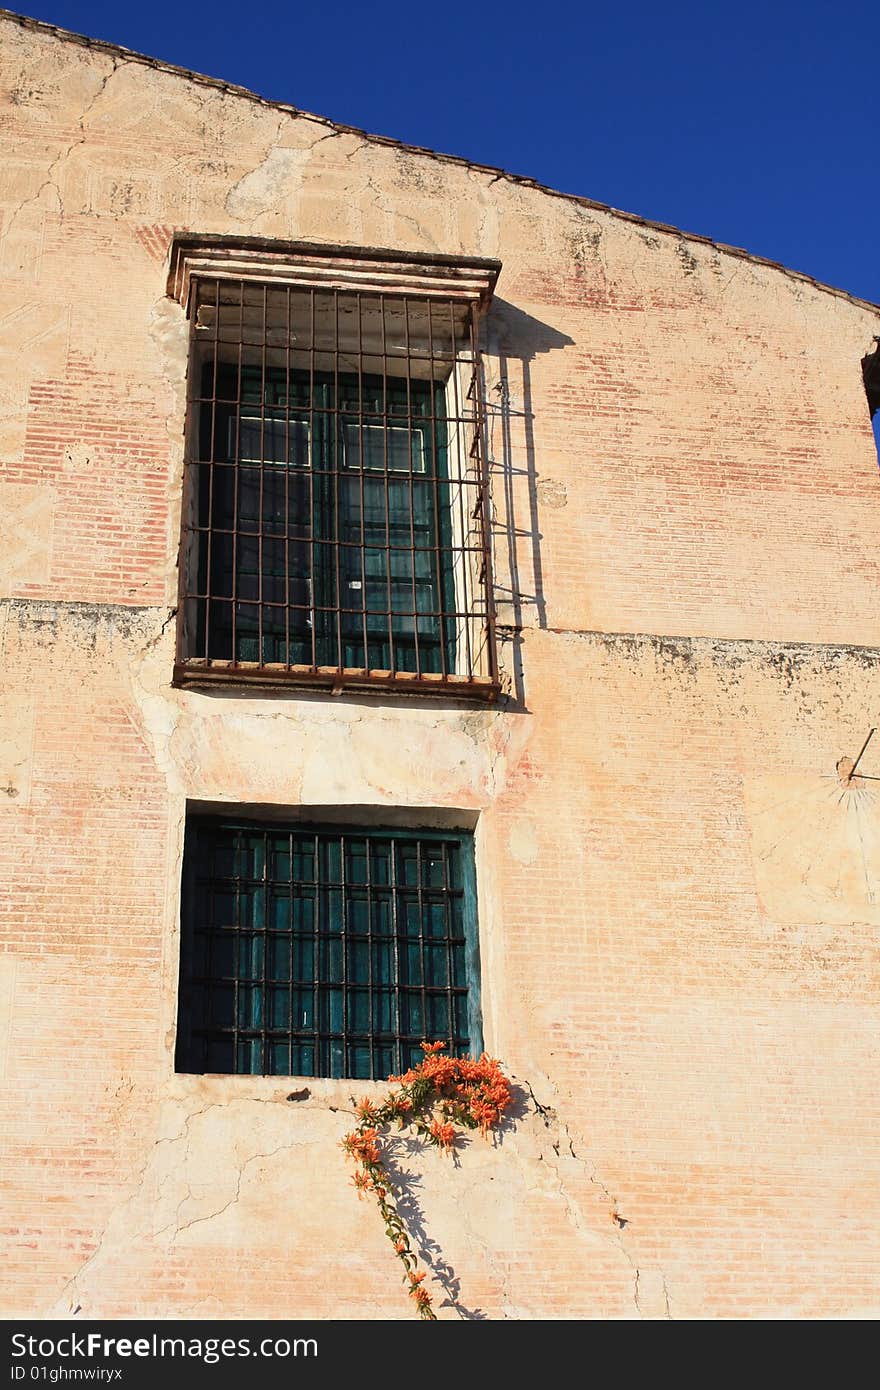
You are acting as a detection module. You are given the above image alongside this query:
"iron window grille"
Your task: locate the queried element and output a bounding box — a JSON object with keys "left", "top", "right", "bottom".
{"left": 169, "top": 240, "right": 501, "bottom": 698}
{"left": 175, "top": 816, "right": 482, "bottom": 1081}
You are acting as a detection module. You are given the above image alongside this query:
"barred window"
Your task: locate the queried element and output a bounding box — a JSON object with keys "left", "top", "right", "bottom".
{"left": 175, "top": 816, "right": 482, "bottom": 1080}
{"left": 170, "top": 240, "right": 501, "bottom": 698}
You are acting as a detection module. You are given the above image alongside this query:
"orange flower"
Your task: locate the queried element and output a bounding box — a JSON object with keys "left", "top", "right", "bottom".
{"left": 388, "top": 1068, "right": 418, "bottom": 1086}
{"left": 341, "top": 1127, "right": 382, "bottom": 1166}
{"left": 421, "top": 1039, "right": 447, "bottom": 1054}
{"left": 351, "top": 1170, "right": 374, "bottom": 1198}
{"left": 408, "top": 1269, "right": 427, "bottom": 1286}
{"left": 356, "top": 1097, "right": 377, "bottom": 1121}
{"left": 418, "top": 1054, "right": 458, "bottom": 1088}
{"left": 361, "top": 1128, "right": 382, "bottom": 1160}
{"left": 410, "top": 1285, "right": 432, "bottom": 1309}
{"left": 429, "top": 1120, "right": 457, "bottom": 1151}
{"left": 394, "top": 1237, "right": 407, "bottom": 1254}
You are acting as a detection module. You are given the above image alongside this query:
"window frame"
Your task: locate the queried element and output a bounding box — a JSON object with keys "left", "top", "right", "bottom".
{"left": 168, "top": 238, "right": 502, "bottom": 700}
{"left": 174, "top": 813, "right": 484, "bottom": 1081}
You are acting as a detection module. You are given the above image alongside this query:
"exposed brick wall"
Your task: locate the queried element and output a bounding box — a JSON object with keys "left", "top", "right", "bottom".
{"left": 2, "top": 358, "right": 170, "bottom": 604}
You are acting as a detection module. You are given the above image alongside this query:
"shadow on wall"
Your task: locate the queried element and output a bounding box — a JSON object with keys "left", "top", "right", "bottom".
{"left": 482, "top": 299, "right": 574, "bottom": 708}
{"left": 863, "top": 339, "right": 880, "bottom": 470}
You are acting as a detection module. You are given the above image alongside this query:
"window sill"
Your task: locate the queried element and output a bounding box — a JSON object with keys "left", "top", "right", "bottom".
{"left": 172, "top": 659, "right": 499, "bottom": 701}
{"left": 167, "top": 1071, "right": 393, "bottom": 1103}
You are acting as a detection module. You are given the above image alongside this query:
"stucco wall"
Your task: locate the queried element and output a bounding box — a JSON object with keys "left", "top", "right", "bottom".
{"left": 2, "top": 12, "right": 880, "bottom": 1319}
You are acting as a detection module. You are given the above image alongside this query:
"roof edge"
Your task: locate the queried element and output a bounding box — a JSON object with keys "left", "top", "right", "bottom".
{"left": 2, "top": 7, "right": 878, "bottom": 318}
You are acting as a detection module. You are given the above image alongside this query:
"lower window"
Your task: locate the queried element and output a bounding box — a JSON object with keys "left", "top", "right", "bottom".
{"left": 175, "top": 816, "right": 482, "bottom": 1079}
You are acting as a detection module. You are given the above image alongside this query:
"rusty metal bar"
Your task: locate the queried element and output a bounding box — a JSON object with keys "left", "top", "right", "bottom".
{"left": 450, "top": 302, "right": 474, "bottom": 679}
{"left": 284, "top": 283, "right": 291, "bottom": 668}
{"left": 380, "top": 293, "right": 396, "bottom": 676}
{"left": 849, "top": 728, "right": 877, "bottom": 781}
{"left": 403, "top": 297, "right": 421, "bottom": 678}
{"left": 427, "top": 298, "right": 449, "bottom": 681}
{"left": 356, "top": 291, "right": 369, "bottom": 671}
{"left": 470, "top": 303, "right": 499, "bottom": 687}
{"left": 332, "top": 288, "right": 343, "bottom": 672}
{"left": 308, "top": 288, "right": 317, "bottom": 670}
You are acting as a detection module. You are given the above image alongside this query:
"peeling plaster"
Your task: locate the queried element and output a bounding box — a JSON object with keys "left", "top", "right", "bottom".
{"left": 47, "top": 1096, "right": 314, "bottom": 1315}
{"left": 225, "top": 141, "right": 312, "bottom": 222}
{"left": 46, "top": 1077, "right": 658, "bottom": 1319}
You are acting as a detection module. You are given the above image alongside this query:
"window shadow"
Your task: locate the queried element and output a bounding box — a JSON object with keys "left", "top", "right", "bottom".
{"left": 863, "top": 339, "right": 880, "bottom": 471}
{"left": 376, "top": 1081, "right": 525, "bottom": 1320}
{"left": 380, "top": 1146, "right": 488, "bottom": 1319}
{"left": 481, "top": 300, "right": 574, "bottom": 709}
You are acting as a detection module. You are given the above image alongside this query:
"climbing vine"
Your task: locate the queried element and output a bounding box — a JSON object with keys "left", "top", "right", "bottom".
{"left": 341, "top": 1041, "right": 513, "bottom": 1319}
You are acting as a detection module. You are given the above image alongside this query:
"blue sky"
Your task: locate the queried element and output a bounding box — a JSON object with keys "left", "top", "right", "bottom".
{"left": 13, "top": 0, "right": 880, "bottom": 310}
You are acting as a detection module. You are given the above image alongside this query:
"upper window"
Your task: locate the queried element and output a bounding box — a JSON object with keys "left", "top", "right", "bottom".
{"left": 168, "top": 239, "right": 501, "bottom": 698}
{"left": 175, "top": 815, "right": 482, "bottom": 1081}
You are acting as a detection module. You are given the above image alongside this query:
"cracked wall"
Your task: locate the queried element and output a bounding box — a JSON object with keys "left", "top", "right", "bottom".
{"left": 2, "top": 13, "right": 880, "bottom": 1320}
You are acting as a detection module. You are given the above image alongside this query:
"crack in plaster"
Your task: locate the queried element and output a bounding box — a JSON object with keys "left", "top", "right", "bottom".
{"left": 223, "top": 114, "right": 285, "bottom": 217}
{"left": 520, "top": 1077, "right": 673, "bottom": 1320}
{"left": 307, "top": 130, "right": 341, "bottom": 149}
{"left": 127, "top": 620, "right": 184, "bottom": 796}
{"left": 49, "top": 1097, "right": 308, "bottom": 1315}
{"left": 141, "top": 606, "right": 177, "bottom": 655}
{"left": 447, "top": 168, "right": 503, "bottom": 261}
{"left": 155, "top": 1137, "right": 305, "bottom": 1242}
{"left": 48, "top": 1098, "right": 226, "bottom": 1313}
{"left": 2, "top": 57, "right": 123, "bottom": 237}
{"left": 224, "top": 120, "right": 359, "bottom": 224}
{"left": 455, "top": 1189, "right": 525, "bottom": 1317}
{"left": 450, "top": 1191, "right": 520, "bottom": 1320}
{"left": 486, "top": 695, "right": 517, "bottom": 797}
{"left": 5, "top": 11, "right": 879, "bottom": 314}
{"left": 147, "top": 291, "right": 189, "bottom": 453}
{"left": 360, "top": 174, "right": 440, "bottom": 251}
{"left": 51, "top": 1080, "right": 670, "bottom": 1320}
